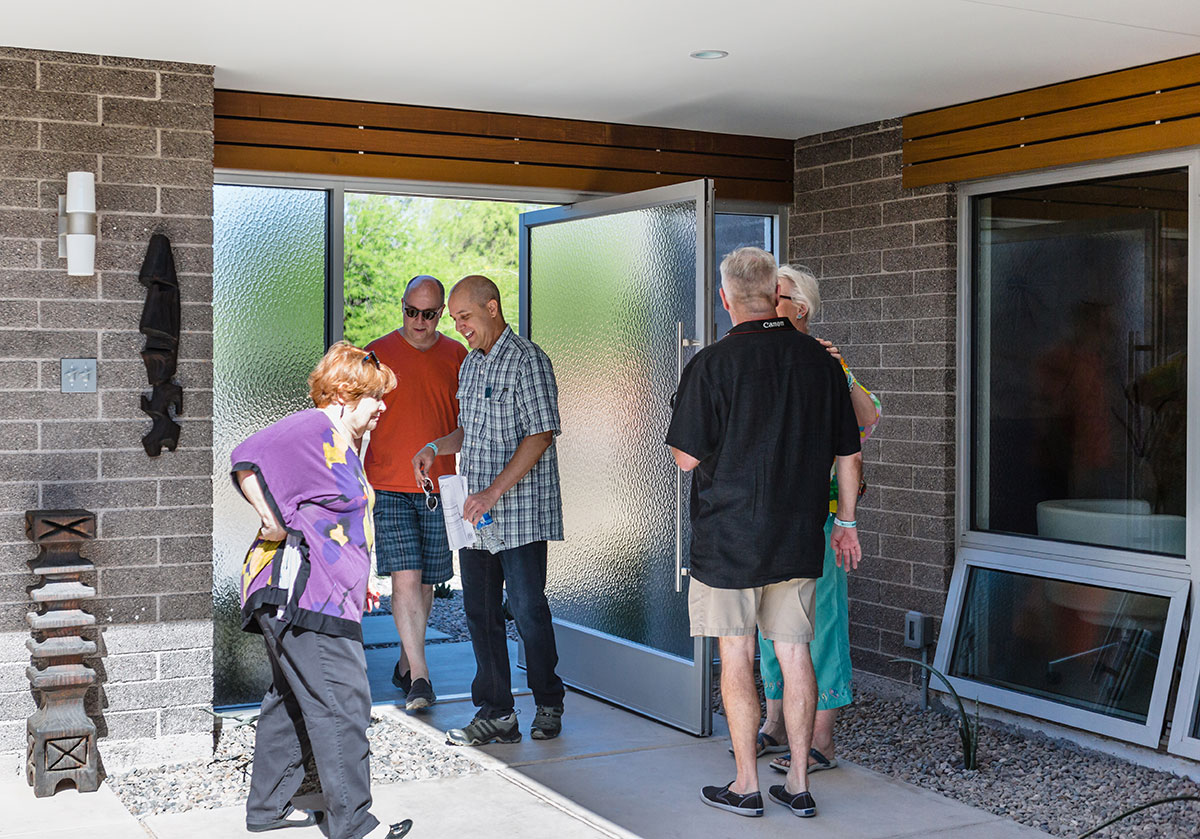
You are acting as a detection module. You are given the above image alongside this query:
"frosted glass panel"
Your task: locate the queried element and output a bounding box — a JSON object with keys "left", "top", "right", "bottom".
{"left": 530, "top": 202, "right": 698, "bottom": 659}
{"left": 212, "top": 185, "right": 328, "bottom": 707}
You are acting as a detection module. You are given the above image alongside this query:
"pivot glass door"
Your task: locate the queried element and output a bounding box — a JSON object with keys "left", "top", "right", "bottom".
{"left": 520, "top": 180, "right": 714, "bottom": 735}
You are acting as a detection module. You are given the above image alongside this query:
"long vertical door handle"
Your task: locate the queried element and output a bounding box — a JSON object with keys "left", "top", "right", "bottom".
{"left": 675, "top": 321, "right": 697, "bottom": 593}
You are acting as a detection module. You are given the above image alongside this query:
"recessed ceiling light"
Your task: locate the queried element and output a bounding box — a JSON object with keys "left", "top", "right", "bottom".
{"left": 690, "top": 50, "right": 728, "bottom": 60}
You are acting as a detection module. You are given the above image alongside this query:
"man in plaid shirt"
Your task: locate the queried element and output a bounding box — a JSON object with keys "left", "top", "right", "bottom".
{"left": 412, "top": 274, "right": 565, "bottom": 747}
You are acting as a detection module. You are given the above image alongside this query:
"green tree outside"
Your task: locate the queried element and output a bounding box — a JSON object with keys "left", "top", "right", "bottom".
{"left": 342, "top": 194, "right": 546, "bottom": 347}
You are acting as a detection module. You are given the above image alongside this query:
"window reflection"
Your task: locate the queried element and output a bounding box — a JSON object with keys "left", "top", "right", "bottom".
{"left": 972, "top": 169, "right": 1187, "bottom": 554}
{"left": 713, "top": 213, "right": 774, "bottom": 339}
{"left": 950, "top": 567, "right": 1169, "bottom": 723}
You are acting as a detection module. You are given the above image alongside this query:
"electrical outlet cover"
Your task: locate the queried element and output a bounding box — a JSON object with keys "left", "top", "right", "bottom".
{"left": 61, "top": 358, "right": 97, "bottom": 393}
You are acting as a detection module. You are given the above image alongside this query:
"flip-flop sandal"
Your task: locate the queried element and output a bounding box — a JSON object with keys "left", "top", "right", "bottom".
{"left": 728, "top": 731, "right": 789, "bottom": 757}
{"left": 807, "top": 748, "right": 838, "bottom": 773}
{"left": 770, "top": 748, "right": 840, "bottom": 774}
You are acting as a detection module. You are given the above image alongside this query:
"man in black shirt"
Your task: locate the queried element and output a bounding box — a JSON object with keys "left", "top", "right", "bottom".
{"left": 666, "top": 247, "right": 862, "bottom": 820}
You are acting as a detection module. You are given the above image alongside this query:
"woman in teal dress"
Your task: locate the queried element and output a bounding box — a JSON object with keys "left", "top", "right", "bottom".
{"left": 756, "top": 265, "right": 882, "bottom": 774}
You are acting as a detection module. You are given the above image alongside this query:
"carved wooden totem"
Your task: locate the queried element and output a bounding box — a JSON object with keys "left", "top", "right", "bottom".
{"left": 138, "top": 233, "right": 183, "bottom": 457}
{"left": 25, "top": 509, "right": 100, "bottom": 797}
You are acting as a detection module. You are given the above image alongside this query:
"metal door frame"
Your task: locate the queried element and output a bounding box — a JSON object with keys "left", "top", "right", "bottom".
{"left": 519, "top": 179, "right": 715, "bottom": 735}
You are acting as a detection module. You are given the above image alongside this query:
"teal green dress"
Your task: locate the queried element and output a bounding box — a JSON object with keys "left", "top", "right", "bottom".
{"left": 758, "top": 361, "right": 880, "bottom": 709}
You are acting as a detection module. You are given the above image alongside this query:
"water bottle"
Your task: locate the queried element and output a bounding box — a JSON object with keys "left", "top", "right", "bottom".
{"left": 475, "top": 513, "right": 506, "bottom": 554}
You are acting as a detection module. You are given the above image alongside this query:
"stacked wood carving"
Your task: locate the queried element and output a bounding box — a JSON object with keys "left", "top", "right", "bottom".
{"left": 25, "top": 509, "right": 100, "bottom": 797}
{"left": 138, "top": 233, "right": 183, "bottom": 457}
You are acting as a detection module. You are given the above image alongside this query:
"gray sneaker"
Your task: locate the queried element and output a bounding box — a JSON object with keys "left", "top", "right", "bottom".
{"left": 531, "top": 705, "right": 563, "bottom": 740}
{"left": 445, "top": 712, "right": 520, "bottom": 746}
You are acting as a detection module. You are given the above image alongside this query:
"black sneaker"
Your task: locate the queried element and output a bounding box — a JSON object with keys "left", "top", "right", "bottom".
{"left": 445, "top": 712, "right": 521, "bottom": 746}
{"left": 391, "top": 662, "right": 412, "bottom": 694}
{"left": 768, "top": 784, "right": 816, "bottom": 818}
{"left": 405, "top": 677, "right": 435, "bottom": 711}
{"left": 700, "top": 782, "right": 763, "bottom": 817}
{"left": 531, "top": 705, "right": 563, "bottom": 740}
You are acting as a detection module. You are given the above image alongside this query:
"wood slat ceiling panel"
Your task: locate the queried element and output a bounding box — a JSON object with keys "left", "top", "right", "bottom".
{"left": 213, "top": 117, "right": 792, "bottom": 182}
{"left": 214, "top": 91, "right": 794, "bottom": 203}
{"left": 901, "top": 52, "right": 1200, "bottom": 188}
{"left": 905, "top": 54, "right": 1200, "bottom": 138}
{"left": 903, "top": 113, "right": 1200, "bottom": 188}
{"left": 214, "top": 144, "right": 793, "bottom": 203}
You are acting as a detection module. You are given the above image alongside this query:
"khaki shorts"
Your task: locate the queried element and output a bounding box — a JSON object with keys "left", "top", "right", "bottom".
{"left": 688, "top": 576, "right": 817, "bottom": 644}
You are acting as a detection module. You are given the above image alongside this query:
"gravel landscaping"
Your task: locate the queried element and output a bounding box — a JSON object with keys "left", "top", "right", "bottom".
{"left": 756, "top": 683, "right": 1200, "bottom": 838}
{"left": 107, "top": 713, "right": 481, "bottom": 817}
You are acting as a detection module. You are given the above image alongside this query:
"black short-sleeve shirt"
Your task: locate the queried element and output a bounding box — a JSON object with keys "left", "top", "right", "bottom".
{"left": 665, "top": 318, "right": 861, "bottom": 588}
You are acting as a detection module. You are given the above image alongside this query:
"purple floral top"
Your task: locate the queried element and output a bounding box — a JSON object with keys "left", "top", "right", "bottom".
{"left": 231, "top": 409, "right": 375, "bottom": 640}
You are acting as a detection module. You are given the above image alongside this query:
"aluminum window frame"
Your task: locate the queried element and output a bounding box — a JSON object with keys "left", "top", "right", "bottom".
{"left": 934, "top": 547, "right": 1189, "bottom": 747}
{"left": 941, "top": 148, "right": 1200, "bottom": 750}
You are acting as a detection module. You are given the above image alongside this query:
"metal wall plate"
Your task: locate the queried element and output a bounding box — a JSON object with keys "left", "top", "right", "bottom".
{"left": 60, "top": 358, "right": 96, "bottom": 393}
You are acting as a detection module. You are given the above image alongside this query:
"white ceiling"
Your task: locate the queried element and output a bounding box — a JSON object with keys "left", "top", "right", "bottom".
{"left": 6, "top": 1, "right": 1200, "bottom": 138}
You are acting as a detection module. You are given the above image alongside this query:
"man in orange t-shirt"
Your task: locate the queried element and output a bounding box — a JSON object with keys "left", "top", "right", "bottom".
{"left": 365, "top": 275, "right": 468, "bottom": 711}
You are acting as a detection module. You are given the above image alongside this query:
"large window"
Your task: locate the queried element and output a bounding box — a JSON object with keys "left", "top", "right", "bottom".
{"left": 938, "top": 156, "right": 1198, "bottom": 751}
{"left": 971, "top": 169, "right": 1187, "bottom": 556}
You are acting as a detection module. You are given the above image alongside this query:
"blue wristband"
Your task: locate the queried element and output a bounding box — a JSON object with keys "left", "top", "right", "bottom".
{"left": 833, "top": 517, "right": 857, "bottom": 528}
{"left": 423, "top": 442, "right": 439, "bottom": 456}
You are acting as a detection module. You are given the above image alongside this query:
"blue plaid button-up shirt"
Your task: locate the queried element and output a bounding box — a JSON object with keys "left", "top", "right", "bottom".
{"left": 458, "top": 326, "right": 563, "bottom": 549}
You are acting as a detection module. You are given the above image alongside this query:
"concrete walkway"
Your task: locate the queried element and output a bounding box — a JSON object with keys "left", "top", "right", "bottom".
{"left": 8, "top": 691, "right": 1048, "bottom": 839}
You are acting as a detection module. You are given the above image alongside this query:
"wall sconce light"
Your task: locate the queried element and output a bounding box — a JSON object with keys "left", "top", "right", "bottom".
{"left": 57, "top": 171, "right": 96, "bottom": 277}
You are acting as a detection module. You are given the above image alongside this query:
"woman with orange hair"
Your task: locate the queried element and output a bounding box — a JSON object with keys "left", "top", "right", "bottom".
{"left": 232, "top": 342, "right": 411, "bottom": 839}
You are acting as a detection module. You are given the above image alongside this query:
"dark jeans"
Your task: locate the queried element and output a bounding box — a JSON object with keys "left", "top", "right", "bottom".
{"left": 460, "top": 540, "right": 565, "bottom": 718}
{"left": 246, "top": 613, "right": 379, "bottom": 839}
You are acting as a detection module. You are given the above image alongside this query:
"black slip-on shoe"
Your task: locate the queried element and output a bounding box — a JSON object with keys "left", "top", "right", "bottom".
{"left": 386, "top": 819, "right": 414, "bottom": 838}
{"left": 391, "top": 662, "right": 412, "bottom": 694}
{"left": 531, "top": 704, "right": 563, "bottom": 740}
{"left": 246, "top": 807, "right": 322, "bottom": 832}
{"left": 405, "top": 677, "right": 436, "bottom": 711}
{"left": 768, "top": 784, "right": 817, "bottom": 818}
{"left": 445, "top": 712, "right": 521, "bottom": 746}
{"left": 700, "top": 783, "right": 763, "bottom": 817}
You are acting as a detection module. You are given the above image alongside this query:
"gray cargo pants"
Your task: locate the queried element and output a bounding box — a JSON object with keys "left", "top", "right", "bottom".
{"left": 246, "top": 613, "right": 380, "bottom": 839}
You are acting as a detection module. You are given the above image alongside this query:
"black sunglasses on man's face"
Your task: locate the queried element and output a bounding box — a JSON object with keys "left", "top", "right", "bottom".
{"left": 404, "top": 305, "right": 441, "bottom": 322}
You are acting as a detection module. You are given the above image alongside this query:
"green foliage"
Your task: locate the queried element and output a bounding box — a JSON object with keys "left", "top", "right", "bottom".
{"left": 342, "top": 194, "right": 545, "bottom": 348}
{"left": 890, "top": 657, "right": 979, "bottom": 770}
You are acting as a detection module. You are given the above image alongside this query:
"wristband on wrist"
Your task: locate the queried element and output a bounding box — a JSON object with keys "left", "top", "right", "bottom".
{"left": 423, "top": 441, "right": 439, "bottom": 456}
{"left": 833, "top": 517, "right": 857, "bottom": 528}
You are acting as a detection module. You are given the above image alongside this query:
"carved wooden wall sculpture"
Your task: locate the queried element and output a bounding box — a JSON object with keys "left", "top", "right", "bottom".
{"left": 138, "top": 233, "right": 183, "bottom": 456}
{"left": 25, "top": 509, "right": 100, "bottom": 797}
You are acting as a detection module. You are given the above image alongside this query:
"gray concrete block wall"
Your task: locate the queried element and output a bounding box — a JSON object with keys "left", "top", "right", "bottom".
{"left": 791, "top": 118, "right": 957, "bottom": 685}
{"left": 0, "top": 46, "right": 215, "bottom": 753}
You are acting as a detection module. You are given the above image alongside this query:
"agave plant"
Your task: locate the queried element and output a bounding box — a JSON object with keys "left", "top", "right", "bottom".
{"left": 890, "top": 657, "right": 978, "bottom": 770}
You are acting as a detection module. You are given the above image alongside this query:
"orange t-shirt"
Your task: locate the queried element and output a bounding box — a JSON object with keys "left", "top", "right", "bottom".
{"left": 363, "top": 330, "right": 468, "bottom": 493}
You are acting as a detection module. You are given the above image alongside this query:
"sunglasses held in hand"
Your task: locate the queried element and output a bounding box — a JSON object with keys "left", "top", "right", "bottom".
{"left": 420, "top": 476, "right": 439, "bottom": 511}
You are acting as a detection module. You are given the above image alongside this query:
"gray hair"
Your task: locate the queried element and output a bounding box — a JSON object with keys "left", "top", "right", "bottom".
{"left": 719, "top": 247, "right": 778, "bottom": 307}
{"left": 778, "top": 264, "right": 820, "bottom": 321}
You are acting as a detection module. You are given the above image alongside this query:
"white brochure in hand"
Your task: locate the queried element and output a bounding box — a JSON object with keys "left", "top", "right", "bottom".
{"left": 437, "top": 474, "right": 476, "bottom": 551}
